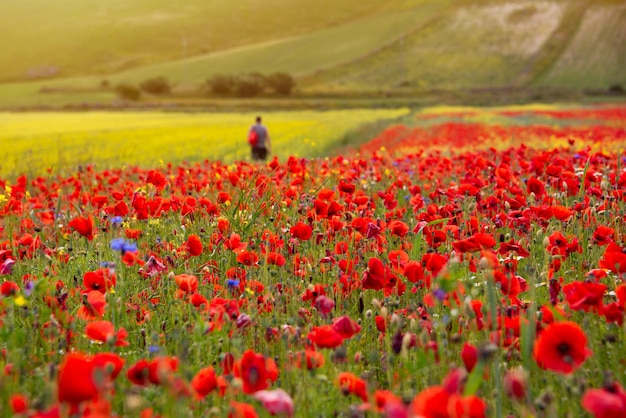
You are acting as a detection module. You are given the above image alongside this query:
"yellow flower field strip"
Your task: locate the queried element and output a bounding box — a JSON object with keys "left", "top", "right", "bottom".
{"left": 0, "top": 109, "right": 409, "bottom": 178}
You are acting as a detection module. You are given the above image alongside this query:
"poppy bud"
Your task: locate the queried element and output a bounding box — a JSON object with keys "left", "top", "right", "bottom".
{"left": 504, "top": 367, "right": 527, "bottom": 401}
{"left": 380, "top": 307, "right": 388, "bottom": 319}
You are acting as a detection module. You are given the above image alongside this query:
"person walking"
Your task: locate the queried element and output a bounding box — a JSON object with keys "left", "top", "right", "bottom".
{"left": 248, "top": 116, "right": 271, "bottom": 161}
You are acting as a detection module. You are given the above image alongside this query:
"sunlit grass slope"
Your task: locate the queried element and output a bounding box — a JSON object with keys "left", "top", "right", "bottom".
{"left": 108, "top": 8, "right": 430, "bottom": 85}
{"left": 0, "top": 0, "right": 444, "bottom": 107}
{"left": 303, "top": 1, "right": 569, "bottom": 91}
{"left": 1, "top": 0, "right": 624, "bottom": 107}
{"left": 0, "top": 108, "right": 409, "bottom": 179}
{"left": 534, "top": 3, "right": 626, "bottom": 89}
{"left": 0, "top": 0, "right": 427, "bottom": 82}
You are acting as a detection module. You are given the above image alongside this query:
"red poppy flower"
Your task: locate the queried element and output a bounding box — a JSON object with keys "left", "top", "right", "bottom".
{"left": 290, "top": 222, "right": 312, "bottom": 241}
{"left": 374, "top": 389, "right": 403, "bottom": 412}
{"left": 125, "top": 228, "right": 141, "bottom": 239}
{"left": 228, "top": 401, "right": 259, "bottom": 418}
{"left": 423, "top": 253, "right": 448, "bottom": 276}
{"left": 461, "top": 343, "right": 478, "bottom": 372}
{"left": 236, "top": 250, "right": 259, "bottom": 266}
{"left": 225, "top": 233, "right": 247, "bottom": 253}
{"left": 113, "top": 201, "right": 129, "bottom": 216}
{"left": 362, "top": 257, "right": 388, "bottom": 290}
{"left": 233, "top": 350, "right": 278, "bottom": 394}
{"left": 78, "top": 291, "right": 107, "bottom": 320}
{"left": 127, "top": 359, "right": 151, "bottom": 386}
{"left": 403, "top": 260, "right": 425, "bottom": 284}
{"left": 527, "top": 177, "right": 545, "bottom": 197}
{"left": 410, "top": 384, "right": 487, "bottom": 418}
{"left": 498, "top": 239, "right": 530, "bottom": 257}
{"left": 563, "top": 281, "right": 606, "bottom": 312}
{"left": 375, "top": 315, "right": 387, "bottom": 333}
{"left": 174, "top": 273, "right": 198, "bottom": 294}
{"left": 387, "top": 220, "right": 409, "bottom": 237}
{"left": 308, "top": 325, "right": 344, "bottom": 348}
{"left": 452, "top": 233, "right": 496, "bottom": 254}
{"left": 388, "top": 249, "right": 409, "bottom": 270}
{"left": 69, "top": 216, "right": 95, "bottom": 241}
{"left": 92, "top": 352, "right": 124, "bottom": 379}
{"left": 191, "top": 293, "right": 209, "bottom": 310}
{"left": 547, "top": 231, "right": 580, "bottom": 257}
{"left": 148, "top": 356, "right": 179, "bottom": 385}
{"left": 338, "top": 181, "right": 355, "bottom": 194}
{"left": 582, "top": 381, "right": 626, "bottom": 418}
{"left": 292, "top": 349, "right": 325, "bottom": 370}
{"left": 336, "top": 372, "right": 368, "bottom": 402}
{"left": 191, "top": 366, "right": 217, "bottom": 398}
{"left": 266, "top": 251, "right": 286, "bottom": 266}
{"left": 9, "top": 394, "right": 28, "bottom": 414}
{"left": 332, "top": 315, "right": 361, "bottom": 339}
{"left": 185, "top": 234, "right": 203, "bottom": 257}
{"left": 592, "top": 225, "right": 615, "bottom": 246}
{"left": 599, "top": 243, "right": 626, "bottom": 275}
{"left": 58, "top": 353, "right": 98, "bottom": 405}
{"left": 85, "top": 320, "right": 129, "bottom": 347}
{"left": 1, "top": 281, "right": 19, "bottom": 296}
{"left": 533, "top": 321, "right": 592, "bottom": 374}
{"left": 218, "top": 192, "right": 231, "bottom": 204}
{"left": 83, "top": 269, "right": 116, "bottom": 294}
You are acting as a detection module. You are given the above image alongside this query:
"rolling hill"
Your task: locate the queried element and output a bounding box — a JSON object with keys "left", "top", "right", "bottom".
{"left": 0, "top": 0, "right": 624, "bottom": 108}
{"left": 0, "top": 0, "right": 429, "bottom": 83}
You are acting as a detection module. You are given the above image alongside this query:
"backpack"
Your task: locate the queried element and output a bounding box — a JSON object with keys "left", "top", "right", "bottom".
{"left": 248, "top": 129, "right": 258, "bottom": 146}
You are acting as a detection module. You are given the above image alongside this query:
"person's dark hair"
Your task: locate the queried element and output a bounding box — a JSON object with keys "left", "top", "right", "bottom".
{"left": 256, "top": 116, "right": 262, "bottom": 123}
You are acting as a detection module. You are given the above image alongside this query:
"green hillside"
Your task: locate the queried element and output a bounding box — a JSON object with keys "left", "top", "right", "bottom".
{"left": 301, "top": 0, "right": 615, "bottom": 91}
{"left": 0, "top": 0, "right": 624, "bottom": 108}
{"left": 0, "top": 0, "right": 426, "bottom": 83}
{"left": 534, "top": 2, "right": 626, "bottom": 89}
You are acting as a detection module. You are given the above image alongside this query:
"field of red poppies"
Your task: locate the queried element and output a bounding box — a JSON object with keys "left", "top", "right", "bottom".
{"left": 1, "top": 105, "right": 626, "bottom": 417}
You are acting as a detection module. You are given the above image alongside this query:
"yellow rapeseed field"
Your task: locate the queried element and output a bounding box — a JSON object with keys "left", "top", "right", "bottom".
{"left": 0, "top": 109, "right": 409, "bottom": 179}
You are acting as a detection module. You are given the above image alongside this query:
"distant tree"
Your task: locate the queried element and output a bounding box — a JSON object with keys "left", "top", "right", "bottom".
{"left": 608, "top": 84, "right": 624, "bottom": 95}
{"left": 139, "top": 77, "right": 171, "bottom": 95}
{"left": 233, "top": 73, "right": 267, "bottom": 97}
{"left": 267, "top": 73, "right": 296, "bottom": 95}
{"left": 207, "top": 74, "right": 237, "bottom": 95}
{"left": 115, "top": 84, "right": 141, "bottom": 101}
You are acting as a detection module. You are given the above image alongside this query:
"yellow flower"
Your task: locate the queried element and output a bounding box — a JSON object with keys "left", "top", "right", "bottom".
{"left": 14, "top": 295, "right": 27, "bottom": 307}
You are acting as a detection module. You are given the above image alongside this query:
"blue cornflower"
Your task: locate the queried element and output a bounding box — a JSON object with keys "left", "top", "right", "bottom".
{"left": 227, "top": 279, "right": 240, "bottom": 289}
{"left": 433, "top": 287, "right": 446, "bottom": 302}
{"left": 110, "top": 238, "right": 137, "bottom": 254}
{"left": 110, "top": 216, "right": 123, "bottom": 225}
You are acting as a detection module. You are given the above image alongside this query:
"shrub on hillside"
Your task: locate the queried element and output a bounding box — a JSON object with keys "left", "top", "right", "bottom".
{"left": 139, "top": 77, "right": 171, "bottom": 95}
{"left": 267, "top": 73, "right": 296, "bottom": 96}
{"left": 206, "top": 72, "right": 297, "bottom": 97}
{"left": 207, "top": 74, "right": 237, "bottom": 95}
{"left": 233, "top": 73, "right": 267, "bottom": 97}
{"left": 115, "top": 84, "right": 141, "bottom": 101}
{"left": 608, "top": 84, "right": 624, "bottom": 95}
